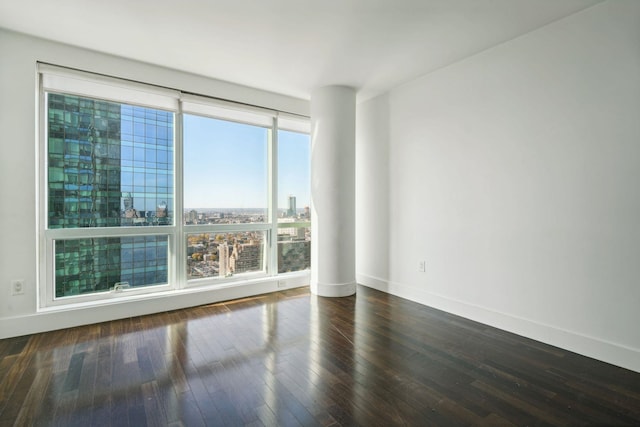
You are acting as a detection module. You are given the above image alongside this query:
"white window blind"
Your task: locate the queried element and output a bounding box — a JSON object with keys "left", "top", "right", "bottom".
{"left": 181, "top": 93, "right": 276, "bottom": 127}
{"left": 39, "top": 63, "right": 180, "bottom": 111}
{"left": 278, "top": 112, "right": 311, "bottom": 134}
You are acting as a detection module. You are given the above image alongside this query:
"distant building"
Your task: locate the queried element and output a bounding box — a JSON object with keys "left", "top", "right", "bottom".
{"left": 157, "top": 201, "right": 168, "bottom": 218}
{"left": 123, "top": 192, "right": 133, "bottom": 211}
{"left": 278, "top": 240, "right": 311, "bottom": 273}
{"left": 287, "top": 195, "right": 297, "bottom": 217}
{"left": 232, "top": 242, "right": 263, "bottom": 273}
{"left": 188, "top": 210, "right": 198, "bottom": 224}
{"left": 278, "top": 217, "right": 297, "bottom": 237}
{"left": 219, "top": 243, "right": 230, "bottom": 277}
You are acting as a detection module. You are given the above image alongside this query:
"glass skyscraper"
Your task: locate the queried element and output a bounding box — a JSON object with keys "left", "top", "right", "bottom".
{"left": 47, "top": 93, "right": 173, "bottom": 297}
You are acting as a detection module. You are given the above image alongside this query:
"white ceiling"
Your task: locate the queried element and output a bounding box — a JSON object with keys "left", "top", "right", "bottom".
{"left": 0, "top": 0, "right": 601, "bottom": 101}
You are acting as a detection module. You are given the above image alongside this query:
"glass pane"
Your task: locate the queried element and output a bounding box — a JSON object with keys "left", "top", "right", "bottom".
{"left": 278, "top": 130, "right": 310, "bottom": 219}
{"left": 187, "top": 231, "right": 265, "bottom": 280}
{"left": 183, "top": 114, "right": 269, "bottom": 225}
{"left": 47, "top": 93, "right": 174, "bottom": 228}
{"left": 277, "top": 130, "right": 310, "bottom": 273}
{"left": 54, "top": 235, "right": 169, "bottom": 298}
{"left": 278, "top": 225, "right": 311, "bottom": 273}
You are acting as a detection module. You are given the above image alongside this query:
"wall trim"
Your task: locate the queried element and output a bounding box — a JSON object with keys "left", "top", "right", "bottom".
{"left": 310, "top": 280, "right": 357, "bottom": 297}
{"left": 356, "top": 273, "right": 640, "bottom": 374}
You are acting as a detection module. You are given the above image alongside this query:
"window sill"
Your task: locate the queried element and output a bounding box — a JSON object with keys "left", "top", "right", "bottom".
{"left": 37, "top": 270, "right": 310, "bottom": 314}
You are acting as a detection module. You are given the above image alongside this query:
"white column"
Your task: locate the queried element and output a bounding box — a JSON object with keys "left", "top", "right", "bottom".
{"left": 310, "top": 86, "right": 356, "bottom": 297}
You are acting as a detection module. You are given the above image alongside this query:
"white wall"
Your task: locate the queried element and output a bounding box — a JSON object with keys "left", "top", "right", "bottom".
{"left": 356, "top": 93, "right": 390, "bottom": 282}
{"left": 356, "top": 0, "right": 640, "bottom": 372}
{"left": 0, "top": 29, "right": 309, "bottom": 339}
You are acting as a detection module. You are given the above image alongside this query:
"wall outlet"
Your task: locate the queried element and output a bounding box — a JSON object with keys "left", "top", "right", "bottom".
{"left": 418, "top": 260, "right": 426, "bottom": 273}
{"left": 12, "top": 279, "right": 25, "bottom": 295}
{"left": 277, "top": 280, "right": 287, "bottom": 288}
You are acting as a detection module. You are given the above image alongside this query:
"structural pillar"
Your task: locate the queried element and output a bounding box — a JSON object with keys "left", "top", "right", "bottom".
{"left": 310, "top": 86, "right": 356, "bottom": 297}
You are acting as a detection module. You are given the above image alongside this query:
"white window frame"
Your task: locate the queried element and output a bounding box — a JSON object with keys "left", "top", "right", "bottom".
{"left": 37, "top": 64, "right": 310, "bottom": 309}
{"left": 180, "top": 95, "right": 276, "bottom": 286}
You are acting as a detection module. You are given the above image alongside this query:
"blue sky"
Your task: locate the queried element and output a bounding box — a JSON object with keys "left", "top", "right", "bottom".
{"left": 278, "top": 129, "right": 311, "bottom": 211}
{"left": 183, "top": 114, "right": 310, "bottom": 210}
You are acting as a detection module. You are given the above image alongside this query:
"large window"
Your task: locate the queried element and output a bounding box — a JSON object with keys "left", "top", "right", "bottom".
{"left": 39, "top": 65, "right": 310, "bottom": 307}
{"left": 183, "top": 111, "right": 270, "bottom": 282}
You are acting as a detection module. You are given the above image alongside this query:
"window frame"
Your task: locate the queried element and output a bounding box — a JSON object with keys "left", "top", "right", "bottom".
{"left": 37, "top": 64, "right": 310, "bottom": 309}
{"left": 181, "top": 97, "right": 276, "bottom": 286}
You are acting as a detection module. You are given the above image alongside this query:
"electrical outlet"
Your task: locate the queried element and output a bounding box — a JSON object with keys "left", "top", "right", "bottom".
{"left": 277, "top": 280, "right": 287, "bottom": 288}
{"left": 418, "top": 260, "right": 426, "bottom": 273}
{"left": 12, "top": 280, "right": 25, "bottom": 295}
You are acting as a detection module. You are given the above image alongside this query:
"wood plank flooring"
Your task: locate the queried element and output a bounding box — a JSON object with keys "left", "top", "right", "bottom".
{"left": 1, "top": 285, "right": 640, "bottom": 426}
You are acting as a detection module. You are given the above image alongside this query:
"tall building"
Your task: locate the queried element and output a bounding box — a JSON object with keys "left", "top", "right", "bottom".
{"left": 232, "top": 242, "right": 263, "bottom": 273}
{"left": 188, "top": 209, "right": 198, "bottom": 224}
{"left": 287, "top": 195, "right": 297, "bottom": 217}
{"left": 47, "top": 94, "right": 122, "bottom": 229}
{"left": 48, "top": 94, "right": 172, "bottom": 297}
{"left": 218, "top": 242, "right": 230, "bottom": 277}
{"left": 123, "top": 192, "right": 133, "bottom": 212}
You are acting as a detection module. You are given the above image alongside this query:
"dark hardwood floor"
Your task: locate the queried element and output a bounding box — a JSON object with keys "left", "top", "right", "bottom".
{"left": 1, "top": 285, "right": 640, "bottom": 426}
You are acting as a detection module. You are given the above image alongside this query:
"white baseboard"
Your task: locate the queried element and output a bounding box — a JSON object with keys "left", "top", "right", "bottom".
{"left": 356, "top": 273, "right": 640, "bottom": 374}
{"left": 310, "top": 280, "right": 357, "bottom": 297}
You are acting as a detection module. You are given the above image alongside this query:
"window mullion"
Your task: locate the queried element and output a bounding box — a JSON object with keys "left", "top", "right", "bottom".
{"left": 184, "top": 223, "right": 272, "bottom": 233}
{"left": 45, "top": 227, "right": 173, "bottom": 240}
{"left": 174, "top": 110, "right": 185, "bottom": 290}
{"left": 39, "top": 88, "right": 50, "bottom": 308}
{"left": 269, "top": 117, "right": 279, "bottom": 276}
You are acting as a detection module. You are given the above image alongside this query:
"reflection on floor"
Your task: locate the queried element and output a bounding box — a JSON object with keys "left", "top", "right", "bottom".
{"left": 1, "top": 285, "right": 639, "bottom": 426}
